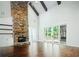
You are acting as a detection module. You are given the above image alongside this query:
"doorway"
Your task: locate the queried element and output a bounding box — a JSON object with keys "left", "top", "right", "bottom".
{"left": 60, "top": 25, "right": 66, "bottom": 43}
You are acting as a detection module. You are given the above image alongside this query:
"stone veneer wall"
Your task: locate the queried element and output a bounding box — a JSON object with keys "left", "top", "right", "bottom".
{"left": 11, "top": 1, "right": 28, "bottom": 44}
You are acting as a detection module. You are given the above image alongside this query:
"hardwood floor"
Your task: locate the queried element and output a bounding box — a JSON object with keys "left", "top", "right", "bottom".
{"left": 0, "top": 42, "right": 79, "bottom": 57}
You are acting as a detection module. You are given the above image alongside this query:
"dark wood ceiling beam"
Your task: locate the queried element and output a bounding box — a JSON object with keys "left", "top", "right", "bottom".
{"left": 0, "top": 33, "right": 13, "bottom": 35}
{"left": 0, "top": 29, "right": 12, "bottom": 30}
{"left": 0, "top": 24, "right": 12, "bottom": 27}
{"left": 29, "top": 2, "right": 39, "bottom": 16}
{"left": 40, "top": 1, "right": 47, "bottom": 11}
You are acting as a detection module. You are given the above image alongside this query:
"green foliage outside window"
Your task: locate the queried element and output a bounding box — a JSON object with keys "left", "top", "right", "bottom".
{"left": 44, "top": 26, "right": 59, "bottom": 39}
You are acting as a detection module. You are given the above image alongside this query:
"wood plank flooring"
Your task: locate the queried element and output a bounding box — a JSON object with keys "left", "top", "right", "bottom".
{"left": 0, "top": 42, "right": 79, "bottom": 57}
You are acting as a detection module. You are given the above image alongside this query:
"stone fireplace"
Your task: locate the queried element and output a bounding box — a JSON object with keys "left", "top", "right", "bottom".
{"left": 11, "top": 1, "right": 29, "bottom": 44}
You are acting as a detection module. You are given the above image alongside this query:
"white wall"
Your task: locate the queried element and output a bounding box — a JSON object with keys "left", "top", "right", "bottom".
{"left": 28, "top": 4, "right": 39, "bottom": 42}
{"left": 0, "top": 35, "right": 13, "bottom": 47}
{"left": 0, "top": 1, "right": 13, "bottom": 47}
{"left": 0, "top": 17, "right": 13, "bottom": 33}
{"left": 0, "top": 18, "right": 13, "bottom": 47}
{"left": 0, "top": 1, "right": 11, "bottom": 18}
{"left": 39, "top": 1, "right": 79, "bottom": 47}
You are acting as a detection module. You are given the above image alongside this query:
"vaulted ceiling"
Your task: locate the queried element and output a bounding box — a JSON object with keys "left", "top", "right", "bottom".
{"left": 29, "top": 1, "right": 61, "bottom": 16}
{"left": 11, "top": 1, "right": 61, "bottom": 16}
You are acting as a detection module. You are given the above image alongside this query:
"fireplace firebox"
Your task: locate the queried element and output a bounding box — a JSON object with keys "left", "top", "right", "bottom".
{"left": 18, "top": 35, "right": 26, "bottom": 42}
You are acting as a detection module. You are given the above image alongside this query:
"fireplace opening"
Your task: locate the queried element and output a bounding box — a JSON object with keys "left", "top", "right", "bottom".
{"left": 18, "top": 35, "right": 26, "bottom": 42}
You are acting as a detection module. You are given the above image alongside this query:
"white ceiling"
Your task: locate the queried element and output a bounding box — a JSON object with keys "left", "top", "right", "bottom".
{"left": 32, "top": 1, "right": 45, "bottom": 14}
{"left": 31, "top": 1, "right": 57, "bottom": 15}
{"left": 44, "top": 1, "right": 57, "bottom": 10}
